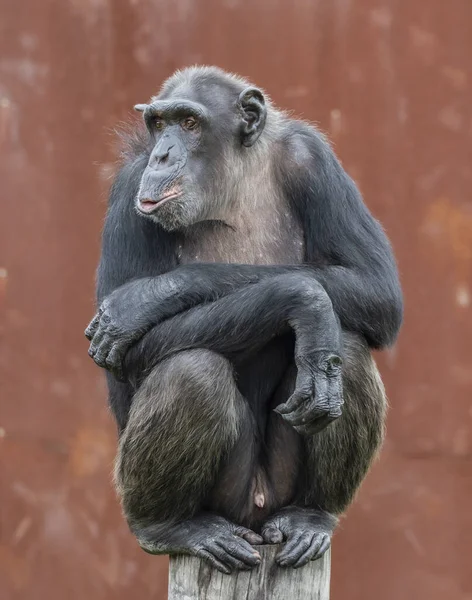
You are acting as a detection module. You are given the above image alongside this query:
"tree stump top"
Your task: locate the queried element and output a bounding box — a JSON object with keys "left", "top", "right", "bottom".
{"left": 168, "top": 544, "right": 331, "bottom": 600}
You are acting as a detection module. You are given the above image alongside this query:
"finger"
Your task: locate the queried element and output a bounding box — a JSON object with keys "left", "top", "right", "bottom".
{"left": 197, "top": 549, "right": 231, "bottom": 574}
{"left": 293, "top": 534, "right": 326, "bottom": 568}
{"left": 261, "top": 525, "right": 284, "bottom": 545}
{"left": 274, "top": 391, "right": 306, "bottom": 415}
{"left": 283, "top": 372, "right": 343, "bottom": 427}
{"left": 294, "top": 415, "right": 335, "bottom": 436}
{"left": 277, "top": 533, "right": 314, "bottom": 566}
{"left": 105, "top": 344, "right": 125, "bottom": 380}
{"left": 85, "top": 314, "right": 100, "bottom": 340}
{"left": 328, "top": 404, "right": 343, "bottom": 420}
{"left": 88, "top": 326, "right": 107, "bottom": 357}
{"left": 312, "top": 534, "right": 331, "bottom": 560}
{"left": 91, "top": 337, "right": 113, "bottom": 368}
{"left": 280, "top": 398, "right": 325, "bottom": 427}
{"left": 327, "top": 378, "right": 344, "bottom": 418}
{"left": 278, "top": 372, "right": 329, "bottom": 416}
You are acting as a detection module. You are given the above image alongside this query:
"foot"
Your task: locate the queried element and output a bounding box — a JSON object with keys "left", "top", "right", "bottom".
{"left": 133, "top": 513, "right": 263, "bottom": 574}
{"left": 261, "top": 507, "right": 337, "bottom": 568}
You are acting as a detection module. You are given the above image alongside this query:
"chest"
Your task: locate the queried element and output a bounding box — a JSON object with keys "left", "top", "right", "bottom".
{"left": 179, "top": 194, "right": 305, "bottom": 266}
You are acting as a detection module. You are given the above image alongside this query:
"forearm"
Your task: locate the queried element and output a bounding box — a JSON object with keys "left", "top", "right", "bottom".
{"left": 148, "top": 262, "right": 402, "bottom": 349}
{"left": 124, "top": 273, "right": 341, "bottom": 385}
{"left": 88, "top": 261, "right": 400, "bottom": 383}
{"left": 129, "top": 263, "right": 296, "bottom": 325}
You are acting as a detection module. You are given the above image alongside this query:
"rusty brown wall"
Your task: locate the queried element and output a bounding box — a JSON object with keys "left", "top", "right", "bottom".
{"left": 1, "top": 1, "right": 471, "bottom": 599}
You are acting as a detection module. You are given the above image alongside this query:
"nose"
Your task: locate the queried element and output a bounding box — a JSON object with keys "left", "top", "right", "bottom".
{"left": 149, "top": 137, "right": 178, "bottom": 170}
{"left": 155, "top": 144, "right": 173, "bottom": 164}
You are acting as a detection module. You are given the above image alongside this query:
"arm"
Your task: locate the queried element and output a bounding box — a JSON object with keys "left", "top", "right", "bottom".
{"left": 281, "top": 123, "right": 403, "bottom": 349}
{"left": 95, "top": 151, "right": 178, "bottom": 302}
{"left": 124, "top": 273, "right": 344, "bottom": 436}
{"left": 90, "top": 150, "right": 179, "bottom": 431}
{"left": 86, "top": 262, "right": 298, "bottom": 377}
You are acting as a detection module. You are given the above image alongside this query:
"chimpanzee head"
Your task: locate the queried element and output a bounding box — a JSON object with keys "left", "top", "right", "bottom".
{"left": 134, "top": 67, "right": 268, "bottom": 231}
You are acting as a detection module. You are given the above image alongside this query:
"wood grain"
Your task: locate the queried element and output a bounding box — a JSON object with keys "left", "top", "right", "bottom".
{"left": 168, "top": 545, "right": 330, "bottom": 600}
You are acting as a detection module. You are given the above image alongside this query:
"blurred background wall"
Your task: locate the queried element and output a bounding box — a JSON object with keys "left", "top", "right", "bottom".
{"left": 1, "top": 1, "right": 471, "bottom": 599}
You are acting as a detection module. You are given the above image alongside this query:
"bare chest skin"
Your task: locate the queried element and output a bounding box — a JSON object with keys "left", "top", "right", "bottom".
{"left": 178, "top": 195, "right": 305, "bottom": 265}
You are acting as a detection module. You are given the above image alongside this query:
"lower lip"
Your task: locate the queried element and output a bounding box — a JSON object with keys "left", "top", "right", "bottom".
{"left": 138, "top": 192, "right": 182, "bottom": 213}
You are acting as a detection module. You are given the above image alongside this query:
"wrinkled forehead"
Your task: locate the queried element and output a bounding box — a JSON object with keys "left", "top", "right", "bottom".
{"left": 156, "top": 77, "right": 241, "bottom": 119}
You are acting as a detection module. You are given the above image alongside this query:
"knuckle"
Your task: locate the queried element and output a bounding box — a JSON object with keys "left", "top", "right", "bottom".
{"left": 321, "top": 354, "right": 343, "bottom": 376}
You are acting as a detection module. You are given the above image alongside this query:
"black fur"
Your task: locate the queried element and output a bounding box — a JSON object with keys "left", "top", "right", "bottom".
{"left": 86, "top": 66, "right": 402, "bottom": 573}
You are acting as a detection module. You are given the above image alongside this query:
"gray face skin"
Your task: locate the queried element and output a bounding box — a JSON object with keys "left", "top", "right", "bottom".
{"left": 134, "top": 84, "right": 267, "bottom": 231}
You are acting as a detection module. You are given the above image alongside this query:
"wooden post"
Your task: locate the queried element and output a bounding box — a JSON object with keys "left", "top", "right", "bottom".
{"left": 168, "top": 545, "right": 331, "bottom": 600}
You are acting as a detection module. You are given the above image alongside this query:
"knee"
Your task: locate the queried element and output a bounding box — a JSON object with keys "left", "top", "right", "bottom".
{"left": 342, "top": 334, "right": 386, "bottom": 408}
{"left": 162, "top": 349, "right": 234, "bottom": 397}
{"left": 137, "top": 349, "right": 237, "bottom": 415}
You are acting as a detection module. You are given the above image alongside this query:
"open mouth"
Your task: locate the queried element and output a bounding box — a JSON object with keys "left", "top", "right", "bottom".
{"left": 138, "top": 189, "right": 182, "bottom": 214}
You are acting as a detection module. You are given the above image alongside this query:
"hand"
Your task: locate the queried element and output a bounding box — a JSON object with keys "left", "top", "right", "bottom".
{"left": 85, "top": 279, "right": 156, "bottom": 380}
{"left": 275, "top": 352, "right": 343, "bottom": 435}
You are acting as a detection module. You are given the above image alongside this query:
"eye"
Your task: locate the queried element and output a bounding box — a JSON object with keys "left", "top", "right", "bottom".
{"left": 155, "top": 119, "right": 165, "bottom": 131}
{"left": 182, "top": 116, "right": 198, "bottom": 131}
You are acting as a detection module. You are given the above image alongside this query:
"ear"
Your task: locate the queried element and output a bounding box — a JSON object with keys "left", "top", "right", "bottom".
{"left": 238, "top": 87, "right": 267, "bottom": 147}
{"left": 133, "top": 104, "right": 149, "bottom": 112}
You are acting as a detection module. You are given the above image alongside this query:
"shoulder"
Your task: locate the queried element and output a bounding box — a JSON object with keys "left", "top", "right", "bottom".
{"left": 278, "top": 119, "right": 333, "bottom": 172}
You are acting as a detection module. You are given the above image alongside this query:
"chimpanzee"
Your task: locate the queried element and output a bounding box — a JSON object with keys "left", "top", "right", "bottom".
{"left": 85, "top": 66, "right": 402, "bottom": 573}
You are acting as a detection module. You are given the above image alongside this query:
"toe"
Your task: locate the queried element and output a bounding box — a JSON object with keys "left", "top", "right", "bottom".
{"left": 277, "top": 533, "right": 313, "bottom": 566}
{"left": 261, "top": 525, "right": 283, "bottom": 545}
{"left": 235, "top": 526, "right": 263, "bottom": 546}
{"left": 214, "top": 538, "right": 260, "bottom": 568}
{"left": 313, "top": 533, "right": 331, "bottom": 560}
{"left": 292, "top": 534, "right": 324, "bottom": 568}
{"left": 198, "top": 549, "right": 232, "bottom": 574}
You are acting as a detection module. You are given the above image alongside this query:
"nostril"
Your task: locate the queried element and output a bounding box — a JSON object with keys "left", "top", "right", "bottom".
{"left": 152, "top": 143, "right": 174, "bottom": 167}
